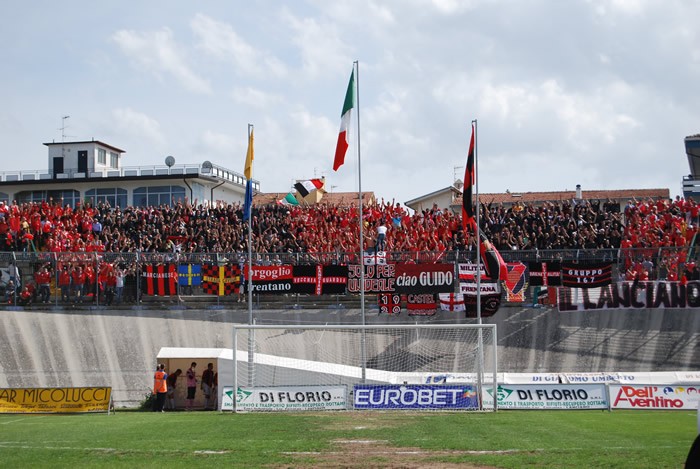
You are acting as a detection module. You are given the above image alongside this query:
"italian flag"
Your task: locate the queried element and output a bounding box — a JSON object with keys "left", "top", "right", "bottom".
{"left": 294, "top": 178, "right": 324, "bottom": 197}
{"left": 333, "top": 68, "right": 356, "bottom": 171}
{"left": 277, "top": 193, "right": 299, "bottom": 206}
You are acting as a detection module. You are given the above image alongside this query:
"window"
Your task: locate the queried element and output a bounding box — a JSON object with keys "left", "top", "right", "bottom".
{"left": 16, "top": 190, "right": 80, "bottom": 208}
{"left": 85, "top": 188, "right": 127, "bottom": 208}
{"left": 98, "top": 148, "right": 106, "bottom": 165}
{"left": 110, "top": 152, "right": 118, "bottom": 169}
{"left": 133, "top": 185, "right": 185, "bottom": 207}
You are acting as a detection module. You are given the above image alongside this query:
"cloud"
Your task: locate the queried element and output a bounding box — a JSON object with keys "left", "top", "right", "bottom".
{"left": 231, "top": 86, "right": 283, "bottom": 109}
{"left": 112, "top": 108, "right": 165, "bottom": 145}
{"left": 198, "top": 130, "right": 237, "bottom": 155}
{"left": 112, "top": 28, "right": 211, "bottom": 94}
{"left": 191, "top": 14, "right": 287, "bottom": 78}
{"left": 281, "top": 9, "right": 354, "bottom": 78}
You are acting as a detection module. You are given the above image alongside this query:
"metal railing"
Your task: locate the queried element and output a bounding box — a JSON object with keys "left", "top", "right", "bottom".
{"left": 0, "top": 246, "right": 693, "bottom": 309}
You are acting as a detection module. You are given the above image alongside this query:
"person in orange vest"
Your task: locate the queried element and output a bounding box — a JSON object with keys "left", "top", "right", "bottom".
{"left": 153, "top": 363, "right": 168, "bottom": 412}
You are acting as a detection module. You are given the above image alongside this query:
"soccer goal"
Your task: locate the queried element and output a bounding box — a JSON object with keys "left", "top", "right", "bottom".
{"left": 230, "top": 324, "right": 497, "bottom": 412}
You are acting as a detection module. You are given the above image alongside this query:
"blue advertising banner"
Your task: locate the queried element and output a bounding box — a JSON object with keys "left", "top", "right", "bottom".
{"left": 353, "top": 384, "right": 479, "bottom": 410}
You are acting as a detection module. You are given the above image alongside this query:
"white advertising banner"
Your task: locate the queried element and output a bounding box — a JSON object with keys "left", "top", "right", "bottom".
{"left": 222, "top": 385, "right": 347, "bottom": 412}
{"left": 609, "top": 384, "right": 700, "bottom": 410}
{"left": 413, "top": 371, "right": 700, "bottom": 386}
{"left": 482, "top": 384, "right": 608, "bottom": 409}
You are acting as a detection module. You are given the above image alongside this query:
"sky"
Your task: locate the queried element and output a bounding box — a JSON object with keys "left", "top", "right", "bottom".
{"left": 1, "top": 0, "right": 699, "bottom": 205}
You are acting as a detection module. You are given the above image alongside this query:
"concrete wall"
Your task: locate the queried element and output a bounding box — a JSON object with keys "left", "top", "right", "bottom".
{"left": 0, "top": 305, "right": 698, "bottom": 407}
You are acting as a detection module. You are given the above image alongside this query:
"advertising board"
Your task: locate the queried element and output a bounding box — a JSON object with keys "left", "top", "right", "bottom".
{"left": 353, "top": 384, "right": 479, "bottom": 410}
{"left": 482, "top": 384, "right": 608, "bottom": 409}
{"left": 0, "top": 387, "right": 111, "bottom": 413}
{"left": 222, "top": 385, "right": 347, "bottom": 411}
{"left": 609, "top": 384, "right": 700, "bottom": 410}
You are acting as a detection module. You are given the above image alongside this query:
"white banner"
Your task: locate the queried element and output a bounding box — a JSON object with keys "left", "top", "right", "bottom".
{"left": 222, "top": 385, "right": 347, "bottom": 412}
{"left": 458, "top": 263, "right": 487, "bottom": 279}
{"left": 416, "top": 371, "right": 700, "bottom": 386}
{"left": 482, "top": 384, "right": 608, "bottom": 409}
{"left": 459, "top": 282, "right": 501, "bottom": 296}
{"left": 609, "top": 384, "right": 700, "bottom": 410}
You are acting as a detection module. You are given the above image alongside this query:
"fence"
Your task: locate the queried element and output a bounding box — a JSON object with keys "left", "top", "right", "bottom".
{"left": 0, "top": 246, "right": 694, "bottom": 309}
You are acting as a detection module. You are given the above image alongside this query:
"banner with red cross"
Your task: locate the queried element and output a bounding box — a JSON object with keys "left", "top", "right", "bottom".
{"left": 292, "top": 265, "right": 348, "bottom": 295}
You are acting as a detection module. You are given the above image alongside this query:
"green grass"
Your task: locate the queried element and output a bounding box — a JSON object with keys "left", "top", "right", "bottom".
{"left": 0, "top": 410, "right": 695, "bottom": 468}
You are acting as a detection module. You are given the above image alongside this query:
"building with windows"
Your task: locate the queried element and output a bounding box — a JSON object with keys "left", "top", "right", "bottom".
{"left": 0, "top": 139, "right": 258, "bottom": 207}
{"left": 683, "top": 134, "right": 700, "bottom": 201}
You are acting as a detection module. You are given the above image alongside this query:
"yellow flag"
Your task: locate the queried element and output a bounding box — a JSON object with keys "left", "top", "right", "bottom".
{"left": 244, "top": 128, "right": 254, "bottom": 180}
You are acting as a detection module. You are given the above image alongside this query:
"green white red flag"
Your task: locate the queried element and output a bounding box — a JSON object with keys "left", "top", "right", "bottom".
{"left": 333, "top": 69, "right": 356, "bottom": 171}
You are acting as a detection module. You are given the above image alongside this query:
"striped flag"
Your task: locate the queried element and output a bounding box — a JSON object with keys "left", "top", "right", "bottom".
{"left": 462, "top": 122, "right": 476, "bottom": 233}
{"left": 141, "top": 264, "right": 178, "bottom": 296}
{"left": 277, "top": 193, "right": 299, "bottom": 206}
{"left": 294, "top": 179, "right": 324, "bottom": 197}
{"left": 333, "top": 68, "right": 356, "bottom": 171}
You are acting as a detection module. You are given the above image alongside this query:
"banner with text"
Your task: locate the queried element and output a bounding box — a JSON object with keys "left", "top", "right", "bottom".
{"left": 353, "top": 384, "right": 479, "bottom": 410}
{"left": 0, "top": 387, "right": 112, "bottom": 413}
{"left": 348, "top": 264, "right": 396, "bottom": 293}
{"left": 245, "top": 265, "right": 293, "bottom": 293}
{"left": 561, "top": 261, "right": 613, "bottom": 288}
{"left": 609, "top": 384, "right": 700, "bottom": 410}
{"left": 394, "top": 264, "right": 454, "bottom": 294}
{"left": 222, "top": 385, "right": 347, "bottom": 411}
{"left": 406, "top": 293, "right": 437, "bottom": 316}
{"left": 558, "top": 281, "right": 700, "bottom": 311}
{"left": 482, "top": 384, "right": 607, "bottom": 410}
{"left": 292, "top": 265, "right": 348, "bottom": 295}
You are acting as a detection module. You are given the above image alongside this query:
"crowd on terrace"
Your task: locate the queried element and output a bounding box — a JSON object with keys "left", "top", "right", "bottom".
{"left": 0, "top": 194, "right": 698, "bottom": 280}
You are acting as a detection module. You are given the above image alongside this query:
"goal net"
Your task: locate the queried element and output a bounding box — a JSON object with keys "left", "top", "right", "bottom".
{"left": 231, "top": 324, "right": 497, "bottom": 412}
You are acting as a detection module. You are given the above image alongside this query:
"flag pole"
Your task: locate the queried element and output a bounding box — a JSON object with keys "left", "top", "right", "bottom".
{"left": 247, "top": 123, "right": 254, "bottom": 326}
{"left": 355, "top": 60, "right": 368, "bottom": 383}
{"left": 473, "top": 118, "right": 486, "bottom": 410}
{"left": 246, "top": 123, "right": 255, "bottom": 388}
{"left": 474, "top": 119, "right": 481, "bottom": 325}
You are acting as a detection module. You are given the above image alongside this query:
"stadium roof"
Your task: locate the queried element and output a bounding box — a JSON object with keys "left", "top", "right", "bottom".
{"left": 454, "top": 188, "right": 670, "bottom": 206}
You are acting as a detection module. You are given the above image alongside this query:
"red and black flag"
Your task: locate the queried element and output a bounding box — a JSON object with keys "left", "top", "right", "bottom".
{"left": 561, "top": 261, "right": 612, "bottom": 288}
{"left": 479, "top": 232, "right": 508, "bottom": 282}
{"left": 292, "top": 265, "right": 348, "bottom": 295}
{"left": 202, "top": 264, "right": 241, "bottom": 296}
{"left": 462, "top": 122, "right": 476, "bottom": 233}
{"left": 406, "top": 293, "right": 437, "bottom": 316}
{"left": 528, "top": 261, "right": 562, "bottom": 287}
{"left": 461, "top": 280, "right": 502, "bottom": 318}
{"left": 378, "top": 293, "right": 402, "bottom": 315}
{"left": 141, "top": 263, "right": 178, "bottom": 296}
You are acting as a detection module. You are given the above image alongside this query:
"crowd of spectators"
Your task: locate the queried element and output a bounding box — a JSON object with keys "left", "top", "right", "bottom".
{"left": 0, "top": 195, "right": 697, "bottom": 253}
{"left": 0, "top": 194, "right": 698, "bottom": 283}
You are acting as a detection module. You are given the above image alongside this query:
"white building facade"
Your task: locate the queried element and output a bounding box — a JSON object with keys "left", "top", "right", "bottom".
{"left": 0, "top": 140, "right": 258, "bottom": 208}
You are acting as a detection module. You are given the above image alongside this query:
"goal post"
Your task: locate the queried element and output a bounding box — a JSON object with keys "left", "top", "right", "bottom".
{"left": 231, "top": 323, "right": 497, "bottom": 412}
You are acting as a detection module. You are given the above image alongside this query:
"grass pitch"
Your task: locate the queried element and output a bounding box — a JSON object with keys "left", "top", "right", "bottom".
{"left": 0, "top": 409, "right": 695, "bottom": 468}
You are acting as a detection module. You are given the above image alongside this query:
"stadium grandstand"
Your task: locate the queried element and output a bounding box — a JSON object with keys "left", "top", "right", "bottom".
{"left": 0, "top": 135, "right": 698, "bottom": 410}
